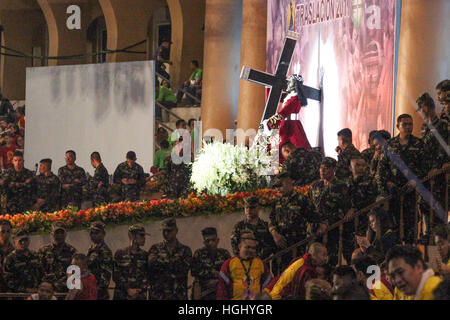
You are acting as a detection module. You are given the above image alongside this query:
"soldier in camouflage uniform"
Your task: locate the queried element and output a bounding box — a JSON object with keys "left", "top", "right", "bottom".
{"left": 376, "top": 114, "right": 427, "bottom": 243}
{"left": 38, "top": 222, "right": 77, "bottom": 293}
{"left": 89, "top": 152, "right": 110, "bottom": 207}
{"left": 417, "top": 94, "right": 449, "bottom": 232}
{"left": 87, "top": 221, "right": 113, "bottom": 300}
{"left": 3, "top": 228, "right": 42, "bottom": 293}
{"left": 345, "top": 156, "right": 378, "bottom": 233}
{"left": 0, "top": 220, "right": 14, "bottom": 292}
{"left": 148, "top": 218, "right": 192, "bottom": 300}
{"left": 280, "top": 142, "right": 322, "bottom": 187}
{"left": 308, "top": 157, "right": 352, "bottom": 266}
{"left": 191, "top": 227, "right": 230, "bottom": 300}
{"left": 369, "top": 130, "right": 391, "bottom": 176}
{"left": 231, "top": 196, "right": 275, "bottom": 260}
{"left": 361, "top": 130, "right": 378, "bottom": 171}
{"left": 162, "top": 144, "right": 192, "bottom": 199}
{"left": 33, "top": 158, "right": 60, "bottom": 213}
{"left": 436, "top": 80, "right": 449, "bottom": 121}
{"left": 113, "top": 224, "right": 149, "bottom": 300}
{"left": 335, "top": 129, "right": 361, "bottom": 180}
{"left": 113, "top": 151, "right": 146, "bottom": 202}
{"left": 3, "top": 151, "right": 35, "bottom": 214}
{"left": 58, "top": 150, "right": 87, "bottom": 209}
{"left": 418, "top": 93, "right": 449, "bottom": 172}
{"left": 270, "top": 172, "right": 322, "bottom": 271}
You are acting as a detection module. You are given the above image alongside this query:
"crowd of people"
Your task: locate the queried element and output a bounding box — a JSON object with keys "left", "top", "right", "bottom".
{"left": 0, "top": 79, "right": 448, "bottom": 300}
{"left": 0, "top": 93, "right": 25, "bottom": 171}
{"left": 0, "top": 149, "right": 149, "bottom": 214}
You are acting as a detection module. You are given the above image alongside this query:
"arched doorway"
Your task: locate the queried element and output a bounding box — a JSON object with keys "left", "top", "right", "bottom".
{"left": 87, "top": 16, "right": 107, "bottom": 64}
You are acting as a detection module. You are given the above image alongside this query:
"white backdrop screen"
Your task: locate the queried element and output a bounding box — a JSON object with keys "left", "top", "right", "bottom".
{"left": 25, "top": 61, "right": 154, "bottom": 175}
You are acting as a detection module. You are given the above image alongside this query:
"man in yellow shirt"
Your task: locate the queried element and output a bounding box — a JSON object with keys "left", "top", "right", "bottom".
{"left": 387, "top": 245, "right": 442, "bottom": 300}
{"left": 352, "top": 255, "right": 394, "bottom": 300}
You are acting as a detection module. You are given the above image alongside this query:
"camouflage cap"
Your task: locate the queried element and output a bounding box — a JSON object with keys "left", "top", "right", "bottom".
{"left": 52, "top": 222, "right": 67, "bottom": 232}
{"left": 128, "top": 224, "right": 150, "bottom": 236}
{"left": 90, "top": 221, "right": 106, "bottom": 233}
{"left": 244, "top": 196, "right": 259, "bottom": 208}
{"left": 321, "top": 157, "right": 337, "bottom": 168}
{"left": 12, "top": 228, "right": 29, "bottom": 240}
{"left": 161, "top": 218, "right": 177, "bottom": 230}
{"left": 201, "top": 227, "right": 217, "bottom": 237}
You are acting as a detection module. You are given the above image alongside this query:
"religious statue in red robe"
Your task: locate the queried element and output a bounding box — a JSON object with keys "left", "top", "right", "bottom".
{"left": 266, "top": 75, "right": 312, "bottom": 163}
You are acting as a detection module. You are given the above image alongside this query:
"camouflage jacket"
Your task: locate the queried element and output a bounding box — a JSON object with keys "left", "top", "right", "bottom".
{"left": 38, "top": 242, "right": 77, "bottom": 293}
{"left": 3, "top": 167, "right": 35, "bottom": 214}
{"left": 231, "top": 218, "right": 275, "bottom": 259}
{"left": 280, "top": 148, "right": 322, "bottom": 186}
{"left": 344, "top": 174, "right": 378, "bottom": 211}
{"left": 361, "top": 147, "right": 375, "bottom": 165}
{"left": 35, "top": 172, "right": 61, "bottom": 213}
{"left": 148, "top": 240, "right": 192, "bottom": 300}
{"left": 3, "top": 249, "right": 42, "bottom": 292}
{"left": 87, "top": 241, "right": 113, "bottom": 300}
{"left": 191, "top": 247, "right": 230, "bottom": 286}
{"left": 57, "top": 165, "right": 87, "bottom": 207}
{"left": 375, "top": 135, "right": 427, "bottom": 194}
{"left": 113, "top": 246, "right": 149, "bottom": 298}
{"left": 0, "top": 242, "right": 14, "bottom": 292}
{"left": 336, "top": 144, "right": 361, "bottom": 180}
{"left": 308, "top": 178, "right": 350, "bottom": 226}
{"left": 269, "top": 191, "right": 320, "bottom": 246}
{"left": 113, "top": 162, "right": 146, "bottom": 201}
{"left": 89, "top": 163, "right": 110, "bottom": 206}
{"left": 421, "top": 116, "right": 449, "bottom": 170}
{"left": 162, "top": 157, "right": 192, "bottom": 199}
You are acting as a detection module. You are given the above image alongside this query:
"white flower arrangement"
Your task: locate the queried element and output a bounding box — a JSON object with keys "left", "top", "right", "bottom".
{"left": 190, "top": 141, "right": 274, "bottom": 196}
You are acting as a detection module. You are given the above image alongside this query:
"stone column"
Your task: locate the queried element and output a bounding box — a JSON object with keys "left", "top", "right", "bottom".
{"left": 237, "top": 0, "right": 267, "bottom": 133}
{"left": 201, "top": 0, "right": 242, "bottom": 139}
{"left": 395, "top": 0, "right": 449, "bottom": 136}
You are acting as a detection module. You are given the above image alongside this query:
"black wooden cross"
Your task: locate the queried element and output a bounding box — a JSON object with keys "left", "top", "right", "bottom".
{"left": 240, "top": 31, "right": 321, "bottom": 123}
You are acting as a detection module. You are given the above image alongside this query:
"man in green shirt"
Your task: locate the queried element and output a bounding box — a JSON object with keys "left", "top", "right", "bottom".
{"left": 154, "top": 140, "right": 171, "bottom": 170}
{"left": 156, "top": 80, "right": 177, "bottom": 120}
{"left": 177, "top": 60, "right": 202, "bottom": 105}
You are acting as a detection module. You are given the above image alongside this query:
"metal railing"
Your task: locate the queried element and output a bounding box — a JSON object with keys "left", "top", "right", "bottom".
{"left": 156, "top": 101, "right": 183, "bottom": 122}
{"left": 196, "top": 164, "right": 449, "bottom": 299}
{"left": 156, "top": 72, "right": 201, "bottom": 105}
{"left": 263, "top": 164, "right": 450, "bottom": 273}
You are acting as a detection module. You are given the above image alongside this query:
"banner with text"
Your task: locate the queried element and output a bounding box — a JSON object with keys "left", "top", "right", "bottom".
{"left": 267, "top": 0, "right": 397, "bottom": 155}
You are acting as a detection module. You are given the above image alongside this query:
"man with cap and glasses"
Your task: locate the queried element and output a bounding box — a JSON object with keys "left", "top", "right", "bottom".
{"left": 113, "top": 151, "right": 146, "bottom": 202}
{"left": 3, "top": 228, "right": 42, "bottom": 294}
{"left": 191, "top": 227, "right": 230, "bottom": 300}
{"left": 87, "top": 221, "right": 113, "bottom": 300}
{"left": 269, "top": 171, "right": 322, "bottom": 271}
{"left": 148, "top": 218, "right": 192, "bottom": 300}
{"left": 38, "top": 222, "right": 77, "bottom": 293}
{"left": 231, "top": 196, "right": 275, "bottom": 260}
{"left": 308, "top": 157, "right": 352, "bottom": 266}
{"left": 0, "top": 220, "right": 14, "bottom": 293}
{"left": 58, "top": 150, "right": 87, "bottom": 209}
{"left": 113, "top": 224, "right": 149, "bottom": 300}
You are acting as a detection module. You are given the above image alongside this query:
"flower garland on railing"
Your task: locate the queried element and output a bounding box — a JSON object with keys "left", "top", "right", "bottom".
{"left": 0, "top": 186, "right": 311, "bottom": 235}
